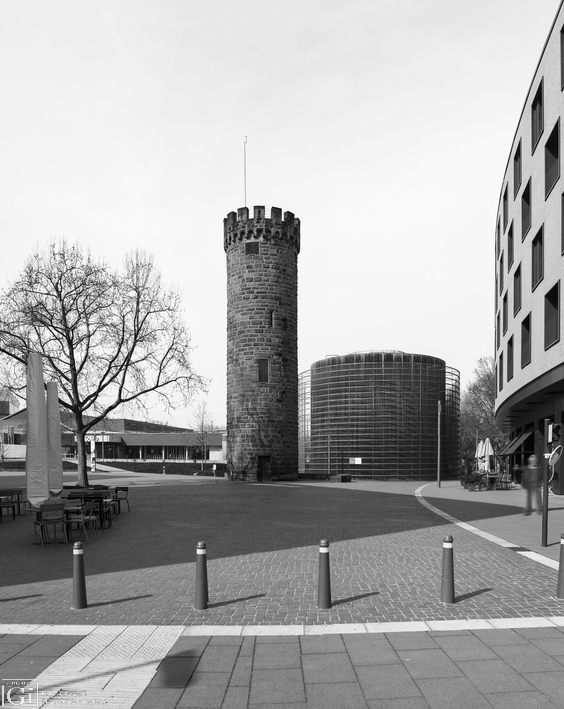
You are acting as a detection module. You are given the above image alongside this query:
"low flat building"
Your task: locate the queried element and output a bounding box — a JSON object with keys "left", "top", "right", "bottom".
{"left": 0, "top": 410, "right": 226, "bottom": 463}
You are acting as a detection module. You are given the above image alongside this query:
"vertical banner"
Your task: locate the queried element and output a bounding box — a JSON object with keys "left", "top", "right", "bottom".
{"left": 26, "top": 353, "right": 49, "bottom": 506}
{"left": 46, "top": 381, "right": 63, "bottom": 495}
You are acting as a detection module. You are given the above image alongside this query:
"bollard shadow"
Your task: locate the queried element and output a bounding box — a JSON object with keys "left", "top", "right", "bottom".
{"left": 2, "top": 480, "right": 564, "bottom": 590}
{"left": 332, "top": 591, "right": 380, "bottom": 607}
{"left": 455, "top": 588, "right": 493, "bottom": 603}
{"left": 0, "top": 594, "right": 43, "bottom": 602}
{"left": 87, "top": 595, "right": 153, "bottom": 608}
{"left": 207, "top": 593, "right": 266, "bottom": 609}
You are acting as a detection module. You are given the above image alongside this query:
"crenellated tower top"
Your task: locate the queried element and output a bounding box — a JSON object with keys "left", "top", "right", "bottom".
{"left": 224, "top": 205, "right": 300, "bottom": 253}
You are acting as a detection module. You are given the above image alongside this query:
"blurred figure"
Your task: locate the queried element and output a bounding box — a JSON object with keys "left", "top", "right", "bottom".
{"left": 522, "top": 455, "right": 542, "bottom": 515}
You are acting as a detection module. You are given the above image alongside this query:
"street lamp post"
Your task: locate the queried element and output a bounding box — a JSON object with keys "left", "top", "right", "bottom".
{"left": 437, "top": 400, "right": 442, "bottom": 488}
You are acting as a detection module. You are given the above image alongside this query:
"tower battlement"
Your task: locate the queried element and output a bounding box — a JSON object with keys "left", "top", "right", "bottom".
{"left": 223, "top": 205, "right": 300, "bottom": 253}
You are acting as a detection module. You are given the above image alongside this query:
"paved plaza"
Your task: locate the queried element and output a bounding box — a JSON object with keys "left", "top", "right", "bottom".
{"left": 2, "top": 469, "right": 564, "bottom": 707}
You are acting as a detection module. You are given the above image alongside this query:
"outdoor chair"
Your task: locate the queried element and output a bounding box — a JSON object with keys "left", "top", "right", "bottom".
{"left": 84, "top": 491, "right": 113, "bottom": 529}
{"left": 66, "top": 500, "right": 98, "bottom": 543}
{"left": 114, "top": 487, "right": 130, "bottom": 513}
{"left": 14, "top": 488, "right": 33, "bottom": 514}
{"left": 34, "top": 501, "right": 67, "bottom": 546}
{"left": 0, "top": 490, "right": 18, "bottom": 522}
{"left": 500, "top": 472, "right": 513, "bottom": 490}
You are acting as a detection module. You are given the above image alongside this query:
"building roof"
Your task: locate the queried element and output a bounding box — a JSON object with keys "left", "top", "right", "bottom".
{"left": 121, "top": 432, "right": 224, "bottom": 447}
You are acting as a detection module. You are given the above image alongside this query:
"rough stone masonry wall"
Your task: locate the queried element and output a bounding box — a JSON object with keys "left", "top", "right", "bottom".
{"left": 224, "top": 206, "right": 300, "bottom": 481}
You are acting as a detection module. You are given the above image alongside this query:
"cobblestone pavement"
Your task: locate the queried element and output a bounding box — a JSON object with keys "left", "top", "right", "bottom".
{"left": 3, "top": 475, "right": 564, "bottom": 708}
{"left": 2, "top": 477, "right": 564, "bottom": 626}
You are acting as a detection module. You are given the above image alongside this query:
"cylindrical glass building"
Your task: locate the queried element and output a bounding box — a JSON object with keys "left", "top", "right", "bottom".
{"left": 299, "top": 351, "right": 460, "bottom": 480}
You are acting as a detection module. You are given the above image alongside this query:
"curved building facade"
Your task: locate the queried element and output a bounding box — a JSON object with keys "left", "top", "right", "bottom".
{"left": 494, "top": 2, "right": 564, "bottom": 493}
{"left": 299, "top": 351, "right": 460, "bottom": 480}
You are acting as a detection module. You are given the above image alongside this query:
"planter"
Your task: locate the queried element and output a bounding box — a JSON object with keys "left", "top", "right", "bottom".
{"left": 468, "top": 483, "right": 477, "bottom": 492}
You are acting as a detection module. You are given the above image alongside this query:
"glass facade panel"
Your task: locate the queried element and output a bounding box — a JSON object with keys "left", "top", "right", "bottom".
{"left": 298, "top": 351, "right": 460, "bottom": 480}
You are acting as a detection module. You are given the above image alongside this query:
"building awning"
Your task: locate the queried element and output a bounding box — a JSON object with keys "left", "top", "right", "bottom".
{"left": 498, "top": 431, "right": 532, "bottom": 456}
{"left": 121, "top": 433, "right": 193, "bottom": 447}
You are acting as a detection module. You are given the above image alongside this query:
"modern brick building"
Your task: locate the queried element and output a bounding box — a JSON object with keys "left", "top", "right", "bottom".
{"left": 224, "top": 206, "right": 300, "bottom": 481}
{"left": 299, "top": 350, "right": 460, "bottom": 480}
{"left": 494, "top": 1, "right": 564, "bottom": 493}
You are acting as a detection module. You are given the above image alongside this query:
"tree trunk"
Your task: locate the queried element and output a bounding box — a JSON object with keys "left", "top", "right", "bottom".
{"left": 76, "top": 431, "right": 90, "bottom": 488}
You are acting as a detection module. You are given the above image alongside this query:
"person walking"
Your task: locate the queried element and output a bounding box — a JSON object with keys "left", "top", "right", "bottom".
{"left": 522, "top": 454, "right": 542, "bottom": 515}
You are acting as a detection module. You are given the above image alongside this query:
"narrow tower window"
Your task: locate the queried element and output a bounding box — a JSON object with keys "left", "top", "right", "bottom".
{"left": 257, "top": 358, "right": 269, "bottom": 383}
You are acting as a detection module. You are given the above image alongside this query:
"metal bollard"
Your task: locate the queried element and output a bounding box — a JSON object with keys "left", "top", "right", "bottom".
{"left": 72, "top": 542, "right": 88, "bottom": 610}
{"left": 195, "top": 541, "right": 209, "bottom": 610}
{"left": 440, "top": 535, "right": 455, "bottom": 604}
{"left": 557, "top": 534, "right": 564, "bottom": 599}
{"left": 163, "top": 465, "right": 166, "bottom": 475}
{"left": 317, "top": 539, "right": 332, "bottom": 609}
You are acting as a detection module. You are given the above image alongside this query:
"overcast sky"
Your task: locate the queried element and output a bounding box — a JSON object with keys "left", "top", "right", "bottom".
{"left": 0, "top": 0, "right": 560, "bottom": 428}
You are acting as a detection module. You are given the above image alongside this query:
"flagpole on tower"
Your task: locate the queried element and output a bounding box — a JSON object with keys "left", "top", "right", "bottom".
{"left": 244, "top": 136, "right": 247, "bottom": 208}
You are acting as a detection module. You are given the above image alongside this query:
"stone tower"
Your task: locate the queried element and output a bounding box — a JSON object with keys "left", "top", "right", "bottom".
{"left": 224, "top": 205, "right": 300, "bottom": 481}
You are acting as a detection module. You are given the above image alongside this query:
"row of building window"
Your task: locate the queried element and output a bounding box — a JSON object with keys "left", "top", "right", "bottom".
{"left": 497, "top": 75, "right": 560, "bottom": 262}
{"left": 498, "top": 191, "right": 564, "bottom": 307}
{"left": 496, "top": 24, "right": 564, "bottom": 393}
{"left": 498, "top": 281, "right": 560, "bottom": 391}
{"left": 497, "top": 221, "right": 545, "bottom": 339}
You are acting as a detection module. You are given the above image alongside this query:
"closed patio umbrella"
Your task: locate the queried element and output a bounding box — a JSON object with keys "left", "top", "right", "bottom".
{"left": 475, "top": 440, "right": 485, "bottom": 470}
{"left": 46, "top": 381, "right": 63, "bottom": 496}
{"left": 483, "top": 438, "right": 495, "bottom": 473}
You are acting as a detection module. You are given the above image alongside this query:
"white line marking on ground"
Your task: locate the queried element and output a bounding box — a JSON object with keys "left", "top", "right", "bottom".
{"left": 415, "top": 483, "right": 560, "bottom": 567}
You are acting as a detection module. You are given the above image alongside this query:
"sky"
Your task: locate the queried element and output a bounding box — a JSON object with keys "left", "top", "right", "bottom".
{"left": 0, "top": 0, "right": 560, "bottom": 429}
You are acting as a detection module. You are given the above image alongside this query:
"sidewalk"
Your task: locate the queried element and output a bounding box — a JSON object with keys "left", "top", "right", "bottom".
{"left": 1, "top": 477, "right": 564, "bottom": 708}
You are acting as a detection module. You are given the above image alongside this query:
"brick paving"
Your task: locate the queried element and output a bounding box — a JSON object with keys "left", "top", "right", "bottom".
{"left": 1, "top": 477, "right": 564, "bottom": 625}
{"left": 2, "top": 473, "right": 564, "bottom": 707}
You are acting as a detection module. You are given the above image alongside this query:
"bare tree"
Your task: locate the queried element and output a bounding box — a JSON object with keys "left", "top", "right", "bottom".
{"left": 0, "top": 240, "right": 204, "bottom": 486}
{"left": 460, "top": 356, "right": 507, "bottom": 464}
{"left": 190, "top": 400, "right": 216, "bottom": 472}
